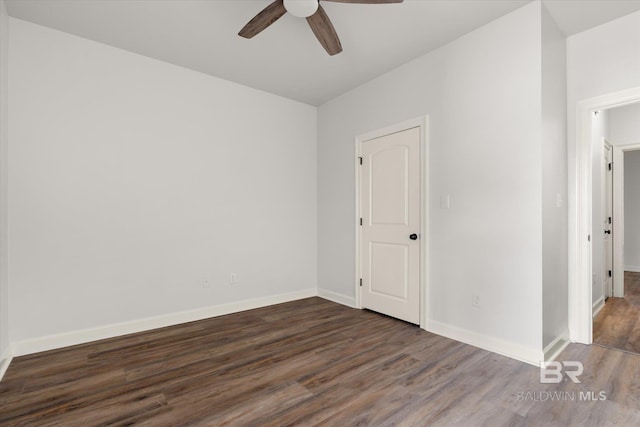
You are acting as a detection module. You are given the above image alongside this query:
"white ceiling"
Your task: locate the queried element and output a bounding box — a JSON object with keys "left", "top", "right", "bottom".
{"left": 6, "top": 0, "right": 640, "bottom": 106}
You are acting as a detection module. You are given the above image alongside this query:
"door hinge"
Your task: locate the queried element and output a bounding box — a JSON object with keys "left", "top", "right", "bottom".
{"left": 609, "top": 217, "right": 612, "bottom": 224}
{"left": 360, "top": 218, "right": 363, "bottom": 226}
{"left": 588, "top": 234, "right": 591, "bottom": 242}
{"left": 608, "top": 162, "right": 612, "bottom": 171}
{"left": 609, "top": 270, "right": 612, "bottom": 278}
{"left": 359, "top": 278, "right": 363, "bottom": 287}
{"left": 358, "top": 157, "right": 363, "bottom": 165}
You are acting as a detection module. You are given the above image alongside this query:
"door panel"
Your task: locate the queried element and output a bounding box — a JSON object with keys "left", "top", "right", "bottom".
{"left": 361, "top": 126, "right": 420, "bottom": 324}
{"left": 370, "top": 242, "right": 408, "bottom": 300}
{"left": 604, "top": 143, "right": 613, "bottom": 298}
{"left": 371, "top": 147, "right": 409, "bottom": 225}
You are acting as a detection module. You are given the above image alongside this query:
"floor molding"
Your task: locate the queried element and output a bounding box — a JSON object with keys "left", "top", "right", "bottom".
{"left": 624, "top": 265, "right": 640, "bottom": 273}
{"left": 543, "top": 334, "right": 570, "bottom": 362}
{"left": 7, "top": 289, "right": 560, "bottom": 373}
{"left": 317, "top": 288, "right": 355, "bottom": 308}
{"left": 426, "top": 319, "right": 543, "bottom": 366}
{"left": 0, "top": 347, "right": 13, "bottom": 381}
{"left": 592, "top": 296, "right": 605, "bottom": 318}
{"left": 12, "top": 288, "right": 317, "bottom": 357}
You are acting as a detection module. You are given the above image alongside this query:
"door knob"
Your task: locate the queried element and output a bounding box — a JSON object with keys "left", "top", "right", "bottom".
{"left": 409, "top": 234, "right": 418, "bottom": 240}
{"left": 604, "top": 230, "right": 611, "bottom": 234}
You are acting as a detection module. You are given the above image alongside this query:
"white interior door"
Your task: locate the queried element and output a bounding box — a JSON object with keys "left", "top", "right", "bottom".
{"left": 360, "top": 127, "right": 420, "bottom": 324}
{"left": 604, "top": 142, "right": 613, "bottom": 299}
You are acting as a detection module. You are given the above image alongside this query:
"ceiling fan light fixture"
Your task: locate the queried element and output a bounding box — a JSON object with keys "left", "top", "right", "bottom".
{"left": 240, "top": 0, "right": 403, "bottom": 55}
{"left": 283, "top": 0, "right": 319, "bottom": 18}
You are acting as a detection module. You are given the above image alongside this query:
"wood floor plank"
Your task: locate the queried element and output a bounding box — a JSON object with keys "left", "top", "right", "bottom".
{"left": 1, "top": 297, "right": 639, "bottom": 426}
{"left": 606, "top": 349, "right": 640, "bottom": 408}
{"left": 193, "top": 381, "right": 314, "bottom": 427}
{"left": 36, "top": 392, "right": 168, "bottom": 427}
{"left": 625, "top": 315, "right": 640, "bottom": 353}
{"left": 594, "top": 270, "right": 640, "bottom": 354}
{"left": 0, "top": 369, "right": 127, "bottom": 423}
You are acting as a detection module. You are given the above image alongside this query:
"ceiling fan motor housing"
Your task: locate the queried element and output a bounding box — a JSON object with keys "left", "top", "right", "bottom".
{"left": 283, "top": 0, "right": 319, "bottom": 18}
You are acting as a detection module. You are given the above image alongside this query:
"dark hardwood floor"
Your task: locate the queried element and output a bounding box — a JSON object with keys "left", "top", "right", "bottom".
{"left": 594, "top": 271, "right": 640, "bottom": 354}
{"left": 2, "top": 297, "right": 640, "bottom": 426}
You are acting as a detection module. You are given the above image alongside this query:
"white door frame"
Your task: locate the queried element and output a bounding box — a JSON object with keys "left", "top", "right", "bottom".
{"left": 613, "top": 142, "right": 640, "bottom": 298}
{"left": 571, "top": 87, "right": 640, "bottom": 344}
{"left": 355, "top": 115, "right": 429, "bottom": 328}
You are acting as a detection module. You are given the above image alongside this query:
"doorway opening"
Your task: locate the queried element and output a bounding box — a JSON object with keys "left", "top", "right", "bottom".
{"left": 572, "top": 86, "right": 640, "bottom": 347}
{"left": 593, "top": 139, "right": 640, "bottom": 354}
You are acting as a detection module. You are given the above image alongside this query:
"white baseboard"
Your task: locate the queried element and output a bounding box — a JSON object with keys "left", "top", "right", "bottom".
{"left": 624, "top": 265, "right": 640, "bottom": 272}
{"left": 12, "top": 288, "right": 317, "bottom": 357}
{"left": 0, "top": 347, "right": 13, "bottom": 381}
{"left": 426, "top": 320, "right": 543, "bottom": 366}
{"left": 7, "top": 289, "right": 555, "bottom": 371}
{"left": 543, "top": 333, "right": 570, "bottom": 362}
{"left": 592, "top": 296, "right": 605, "bottom": 318}
{"left": 317, "top": 288, "right": 355, "bottom": 308}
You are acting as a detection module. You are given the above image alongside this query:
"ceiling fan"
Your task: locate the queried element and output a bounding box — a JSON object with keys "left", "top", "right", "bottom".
{"left": 238, "top": 0, "right": 404, "bottom": 56}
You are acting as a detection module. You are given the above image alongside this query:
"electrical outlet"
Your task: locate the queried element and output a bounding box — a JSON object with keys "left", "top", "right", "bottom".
{"left": 203, "top": 279, "right": 210, "bottom": 288}
{"left": 230, "top": 273, "right": 238, "bottom": 284}
{"left": 472, "top": 293, "right": 481, "bottom": 308}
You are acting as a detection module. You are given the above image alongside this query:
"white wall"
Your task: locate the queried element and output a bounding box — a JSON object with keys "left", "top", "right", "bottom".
{"left": 0, "top": 0, "right": 9, "bottom": 365}
{"left": 611, "top": 102, "right": 640, "bottom": 271}
{"left": 541, "top": 5, "right": 568, "bottom": 349}
{"left": 318, "top": 2, "right": 544, "bottom": 359}
{"left": 567, "top": 11, "right": 640, "bottom": 109}
{"left": 624, "top": 150, "right": 640, "bottom": 271}
{"left": 8, "top": 18, "right": 317, "bottom": 344}
{"left": 609, "top": 102, "right": 640, "bottom": 146}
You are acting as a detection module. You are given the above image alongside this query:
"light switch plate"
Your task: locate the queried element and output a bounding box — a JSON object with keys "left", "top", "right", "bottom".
{"left": 440, "top": 195, "right": 450, "bottom": 209}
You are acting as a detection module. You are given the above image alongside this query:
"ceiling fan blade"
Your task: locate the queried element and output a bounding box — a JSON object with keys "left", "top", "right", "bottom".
{"left": 322, "top": 0, "right": 403, "bottom": 3}
{"left": 238, "top": 0, "right": 287, "bottom": 39}
{"left": 307, "top": 5, "right": 343, "bottom": 56}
